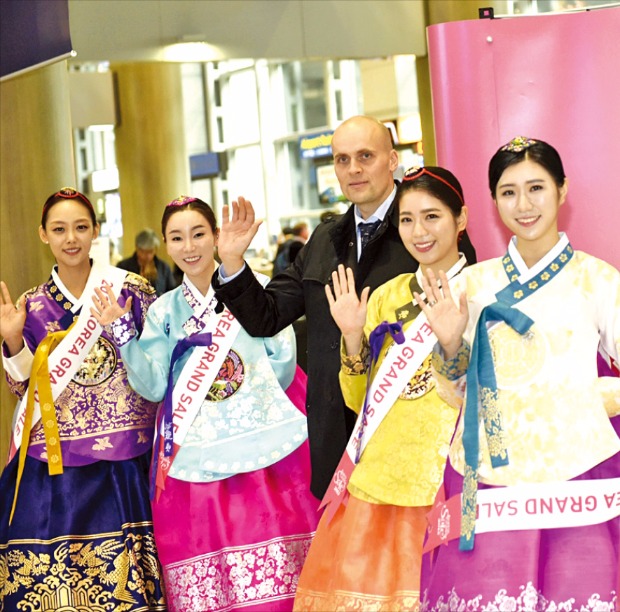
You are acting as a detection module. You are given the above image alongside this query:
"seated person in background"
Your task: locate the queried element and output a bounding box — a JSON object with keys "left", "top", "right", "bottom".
{"left": 273, "top": 222, "right": 310, "bottom": 275}
{"left": 117, "top": 228, "right": 177, "bottom": 296}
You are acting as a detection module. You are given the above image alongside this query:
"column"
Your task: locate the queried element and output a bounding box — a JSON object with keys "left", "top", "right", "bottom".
{"left": 0, "top": 61, "right": 75, "bottom": 460}
{"left": 112, "top": 62, "right": 190, "bottom": 255}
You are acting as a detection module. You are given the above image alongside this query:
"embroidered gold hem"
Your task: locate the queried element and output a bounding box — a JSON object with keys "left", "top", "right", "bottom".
{"left": 0, "top": 523, "right": 166, "bottom": 612}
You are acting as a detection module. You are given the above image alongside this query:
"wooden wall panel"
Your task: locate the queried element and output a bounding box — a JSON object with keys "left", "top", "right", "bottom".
{"left": 0, "top": 61, "right": 75, "bottom": 460}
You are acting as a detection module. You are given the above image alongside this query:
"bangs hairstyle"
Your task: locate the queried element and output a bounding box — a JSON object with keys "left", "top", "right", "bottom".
{"left": 489, "top": 138, "right": 566, "bottom": 198}
{"left": 41, "top": 187, "right": 97, "bottom": 228}
{"left": 397, "top": 166, "right": 465, "bottom": 217}
{"left": 161, "top": 197, "right": 217, "bottom": 238}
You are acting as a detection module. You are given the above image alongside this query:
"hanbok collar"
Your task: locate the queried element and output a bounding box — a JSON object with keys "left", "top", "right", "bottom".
{"left": 50, "top": 259, "right": 104, "bottom": 314}
{"left": 182, "top": 277, "right": 215, "bottom": 308}
{"left": 50, "top": 266, "right": 81, "bottom": 313}
{"left": 507, "top": 232, "right": 569, "bottom": 282}
{"left": 414, "top": 253, "right": 468, "bottom": 289}
{"left": 182, "top": 277, "right": 217, "bottom": 336}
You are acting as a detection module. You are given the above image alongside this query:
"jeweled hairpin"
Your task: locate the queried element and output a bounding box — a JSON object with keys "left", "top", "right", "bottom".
{"left": 403, "top": 166, "right": 425, "bottom": 181}
{"left": 500, "top": 136, "right": 537, "bottom": 153}
{"left": 166, "top": 195, "right": 199, "bottom": 208}
{"left": 402, "top": 166, "right": 464, "bottom": 205}
{"left": 56, "top": 187, "right": 80, "bottom": 198}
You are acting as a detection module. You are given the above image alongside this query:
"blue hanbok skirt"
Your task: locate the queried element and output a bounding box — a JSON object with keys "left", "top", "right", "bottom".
{"left": 0, "top": 452, "right": 166, "bottom": 611}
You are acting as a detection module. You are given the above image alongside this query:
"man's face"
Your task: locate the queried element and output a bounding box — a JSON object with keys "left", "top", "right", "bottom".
{"left": 331, "top": 118, "right": 398, "bottom": 213}
{"left": 136, "top": 247, "right": 156, "bottom": 267}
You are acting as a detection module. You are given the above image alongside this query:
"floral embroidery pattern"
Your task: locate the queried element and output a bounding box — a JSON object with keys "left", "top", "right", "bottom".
{"left": 399, "top": 354, "right": 436, "bottom": 400}
{"left": 73, "top": 336, "right": 117, "bottom": 386}
{"left": 0, "top": 526, "right": 166, "bottom": 611}
{"left": 460, "top": 464, "right": 477, "bottom": 541}
{"left": 15, "top": 280, "right": 157, "bottom": 452}
{"left": 422, "top": 582, "right": 617, "bottom": 612}
{"left": 341, "top": 337, "right": 371, "bottom": 376}
{"left": 432, "top": 341, "right": 471, "bottom": 382}
{"left": 111, "top": 313, "right": 137, "bottom": 347}
{"left": 164, "top": 533, "right": 313, "bottom": 611}
{"left": 480, "top": 386, "right": 506, "bottom": 463}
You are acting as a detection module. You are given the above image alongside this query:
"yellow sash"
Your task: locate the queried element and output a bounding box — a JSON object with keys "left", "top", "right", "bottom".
{"left": 10, "top": 325, "right": 74, "bottom": 523}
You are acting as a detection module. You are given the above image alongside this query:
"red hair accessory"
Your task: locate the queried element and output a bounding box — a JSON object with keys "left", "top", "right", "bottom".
{"left": 402, "top": 167, "right": 464, "bottom": 206}
{"left": 42, "top": 187, "right": 95, "bottom": 224}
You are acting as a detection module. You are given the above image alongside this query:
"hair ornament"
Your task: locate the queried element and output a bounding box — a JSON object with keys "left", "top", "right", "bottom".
{"left": 500, "top": 136, "right": 537, "bottom": 153}
{"left": 166, "top": 195, "right": 199, "bottom": 208}
{"left": 56, "top": 187, "right": 80, "bottom": 198}
{"left": 42, "top": 187, "right": 95, "bottom": 223}
{"left": 402, "top": 166, "right": 464, "bottom": 205}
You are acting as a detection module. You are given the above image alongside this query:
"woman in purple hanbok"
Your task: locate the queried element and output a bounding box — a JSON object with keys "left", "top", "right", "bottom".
{"left": 0, "top": 188, "right": 166, "bottom": 610}
{"left": 417, "top": 138, "right": 620, "bottom": 610}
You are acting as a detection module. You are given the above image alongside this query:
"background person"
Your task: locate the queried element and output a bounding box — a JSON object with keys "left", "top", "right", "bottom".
{"left": 272, "top": 222, "right": 309, "bottom": 276}
{"left": 118, "top": 227, "right": 177, "bottom": 296}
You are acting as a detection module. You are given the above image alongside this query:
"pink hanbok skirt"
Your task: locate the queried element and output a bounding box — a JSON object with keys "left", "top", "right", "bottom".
{"left": 152, "top": 368, "right": 319, "bottom": 611}
{"left": 420, "top": 416, "right": 620, "bottom": 611}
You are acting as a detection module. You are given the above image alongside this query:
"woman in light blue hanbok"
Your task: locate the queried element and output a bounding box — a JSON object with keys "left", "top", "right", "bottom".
{"left": 93, "top": 196, "right": 318, "bottom": 612}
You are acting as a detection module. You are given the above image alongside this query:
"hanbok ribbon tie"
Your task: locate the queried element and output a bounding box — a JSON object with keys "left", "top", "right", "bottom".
{"left": 459, "top": 242, "right": 574, "bottom": 550}
{"left": 460, "top": 303, "right": 533, "bottom": 550}
{"left": 11, "top": 325, "right": 74, "bottom": 523}
{"left": 356, "top": 321, "right": 405, "bottom": 462}
{"left": 163, "top": 333, "right": 213, "bottom": 455}
{"left": 150, "top": 332, "right": 212, "bottom": 497}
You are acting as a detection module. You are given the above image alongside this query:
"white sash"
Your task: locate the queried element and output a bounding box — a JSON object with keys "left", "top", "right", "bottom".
{"left": 425, "top": 477, "right": 620, "bottom": 551}
{"left": 351, "top": 254, "right": 467, "bottom": 460}
{"left": 352, "top": 315, "right": 436, "bottom": 459}
{"left": 10, "top": 264, "right": 127, "bottom": 458}
{"left": 163, "top": 293, "right": 242, "bottom": 448}
{"left": 475, "top": 477, "right": 620, "bottom": 533}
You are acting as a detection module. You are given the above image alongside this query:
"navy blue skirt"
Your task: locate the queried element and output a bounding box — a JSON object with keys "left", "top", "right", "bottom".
{"left": 0, "top": 452, "right": 166, "bottom": 610}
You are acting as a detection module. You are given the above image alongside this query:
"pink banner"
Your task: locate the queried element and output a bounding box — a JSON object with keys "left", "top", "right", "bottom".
{"left": 428, "top": 8, "right": 620, "bottom": 270}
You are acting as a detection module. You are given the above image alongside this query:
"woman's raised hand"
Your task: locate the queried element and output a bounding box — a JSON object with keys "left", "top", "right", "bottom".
{"left": 413, "top": 269, "right": 468, "bottom": 359}
{"left": 0, "top": 281, "right": 26, "bottom": 356}
{"left": 217, "top": 196, "right": 263, "bottom": 276}
{"left": 91, "top": 282, "right": 132, "bottom": 326}
{"left": 325, "top": 265, "right": 370, "bottom": 355}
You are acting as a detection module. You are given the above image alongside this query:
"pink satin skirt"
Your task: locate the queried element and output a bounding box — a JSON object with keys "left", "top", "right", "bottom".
{"left": 421, "top": 419, "right": 620, "bottom": 611}
{"left": 151, "top": 368, "right": 319, "bottom": 611}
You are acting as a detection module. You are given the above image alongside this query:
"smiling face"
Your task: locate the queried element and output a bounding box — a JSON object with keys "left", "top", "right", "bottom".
{"left": 494, "top": 158, "right": 567, "bottom": 258}
{"left": 39, "top": 200, "right": 99, "bottom": 273}
{"left": 398, "top": 189, "right": 467, "bottom": 276}
{"left": 331, "top": 117, "right": 398, "bottom": 217}
{"left": 164, "top": 209, "right": 218, "bottom": 293}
